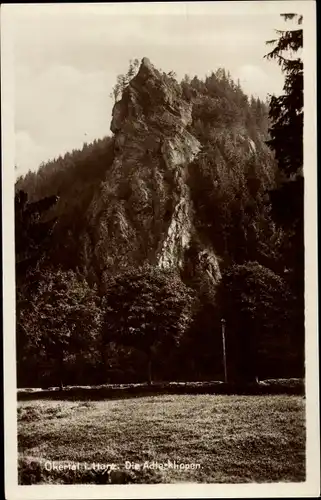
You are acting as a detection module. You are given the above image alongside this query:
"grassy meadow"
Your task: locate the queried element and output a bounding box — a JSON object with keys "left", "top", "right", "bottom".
{"left": 18, "top": 394, "right": 305, "bottom": 484}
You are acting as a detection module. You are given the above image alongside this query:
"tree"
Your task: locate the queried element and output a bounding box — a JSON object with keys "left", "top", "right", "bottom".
{"left": 264, "top": 13, "right": 304, "bottom": 368}
{"left": 15, "top": 136, "right": 115, "bottom": 278}
{"left": 217, "top": 262, "right": 290, "bottom": 383}
{"left": 265, "top": 13, "right": 303, "bottom": 177}
{"left": 103, "top": 266, "right": 195, "bottom": 384}
{"left": 16, "top": 190, "right": 61, "bottom": 386}
{"left": 15, "top": 190, "right": 58, "bottom": 283}
{"left": 110, "top": 58, "right": 140, "bottom": 103}
{"left": 167, "top": 70, "right": 177, "bottom": 79}
{"left": 264, "top": 14, "right": 303, "bottom": 273}
{"left": 18, "top": 268, "right": 102, "bottom": 388}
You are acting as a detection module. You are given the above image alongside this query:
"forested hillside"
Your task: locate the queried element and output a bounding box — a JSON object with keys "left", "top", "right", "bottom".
{"left": 16, "top": 66, "right": 276, "bottom": 276}
{"left": 16, "top": 18, "right": 304, "bottom": 388}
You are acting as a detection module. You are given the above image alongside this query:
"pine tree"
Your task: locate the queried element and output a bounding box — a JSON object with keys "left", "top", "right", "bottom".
{"left": 264, "top": 13, "right": 304, "bottom": 373}
{"left": 15, "top": 190, "right": 58, "bottom": 283}
{"left": 264, "top": 13, "right": 304, "bottom": 281}
{"left": 110, "top": 59, "right": 140, "bottom": 103}
{"left": 265, "top": 13, "right": 303, "bottom": 177}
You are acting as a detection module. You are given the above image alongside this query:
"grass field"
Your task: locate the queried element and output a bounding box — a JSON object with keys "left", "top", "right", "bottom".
{"left": 18, "top": 394, "right": 305, "bottom": 484}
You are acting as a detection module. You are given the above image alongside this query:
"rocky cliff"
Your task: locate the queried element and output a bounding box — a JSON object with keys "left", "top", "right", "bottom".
{"left": 85, "top": 57, "right": 221, "bottom": 286}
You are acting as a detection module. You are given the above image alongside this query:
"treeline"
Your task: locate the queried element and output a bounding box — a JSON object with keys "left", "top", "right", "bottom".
{"left": 15, "top": 137, "right": 115, "bottom": 272}
{"left": 15, "top": 15, "right": 304, "bottom": 387}
{"left": 16, "top": 204, "right": 296, "bottom": 388}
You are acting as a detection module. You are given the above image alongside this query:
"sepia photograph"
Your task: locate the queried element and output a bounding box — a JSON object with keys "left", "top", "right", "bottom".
{"left": 1, "top": 1, "right": 319, "bottom": 498}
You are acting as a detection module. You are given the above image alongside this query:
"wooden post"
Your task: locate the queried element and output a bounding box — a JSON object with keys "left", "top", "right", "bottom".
{"left": 147, "top": 358, "right": 152, "bottom": 386}
{"left": 221, "top": 318, "right": 228, "bottom": 383}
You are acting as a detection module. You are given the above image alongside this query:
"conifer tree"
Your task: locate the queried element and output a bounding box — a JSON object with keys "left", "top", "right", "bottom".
{"left": 265, "top": 13, "right": 304, "bottom": 372}
{"left": 265, "top": 13, "right": 303, "bottom": 177}
{"left": 15, "top": 190, "right": 58, "bottom": 283}
{"left": 264, "top": 13, "right": 303, "bottom": 284}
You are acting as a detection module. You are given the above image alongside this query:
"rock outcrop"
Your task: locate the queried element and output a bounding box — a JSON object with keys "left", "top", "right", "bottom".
{"left": 86, "top": 57, "right": 220, "bottom": 285}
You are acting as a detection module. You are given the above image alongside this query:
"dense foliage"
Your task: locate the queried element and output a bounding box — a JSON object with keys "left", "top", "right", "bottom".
{"left": 217, "top": 262, "right": 292, "bottom": 382}
{"left": 265, "top": 14, "right": 303, "bottom": 274}
{"left": 264, "top": 13, "right": 304, "bottom": 371}
{"left": 103, "top": 266, "right": 194, "bottom": 383}
{"left": 15, "top": 190, "right": 58, "bottom": 282}
{"left": 265, "top": 13, "right": 303, "bottom": 177}
{"left": 17, "top": 268, "right": 102, "bottom": 388}
{"left": 185, "top": 69, "right": 278, "bottom": 270}
{"left": 15, "top": 137, "right": 114, "bottom": 274}
{"left": 15, "top": 19, "right": 304, "bottom": 386}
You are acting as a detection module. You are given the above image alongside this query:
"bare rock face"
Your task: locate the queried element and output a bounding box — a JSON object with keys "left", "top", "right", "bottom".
{"left": 86, "top": 58, "right": 220, "bottom": 284}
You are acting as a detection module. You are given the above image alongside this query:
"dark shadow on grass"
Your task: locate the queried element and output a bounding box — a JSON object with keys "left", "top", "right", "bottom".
{"left": 17, "top": 379, "right": 305, "bottom": 401}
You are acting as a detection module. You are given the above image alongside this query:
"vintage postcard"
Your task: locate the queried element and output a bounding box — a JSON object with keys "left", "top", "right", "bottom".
{"left": 1, "top": 1, "right": 319, "bottom": 498}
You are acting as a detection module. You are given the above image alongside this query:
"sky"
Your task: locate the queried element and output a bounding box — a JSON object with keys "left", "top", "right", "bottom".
{"left": 7, "top": 2, "right": 300, "bottom": 177}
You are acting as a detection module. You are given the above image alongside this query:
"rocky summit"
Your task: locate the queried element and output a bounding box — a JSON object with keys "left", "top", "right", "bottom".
{"left": 85, "top": 57, "right": 220, "bottom": 285}
{"left": 17, "top": 56, "right": 274, "bottom": 293}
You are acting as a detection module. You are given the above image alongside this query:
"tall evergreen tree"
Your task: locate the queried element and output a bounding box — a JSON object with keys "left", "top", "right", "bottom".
{"left": 16, "top": 190, "right": 60, "bottom": 386}
{"left": 15, "top": 190, "right": 58, "bottom": 283}
{"left": 264, "top": 13, "right": 304, "bottom": 372}
{"left": 264, "top": 13, "right": 304, "bottom": 283}
{"left": 265, "top": 13, "right": 303, "bottom": 177}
